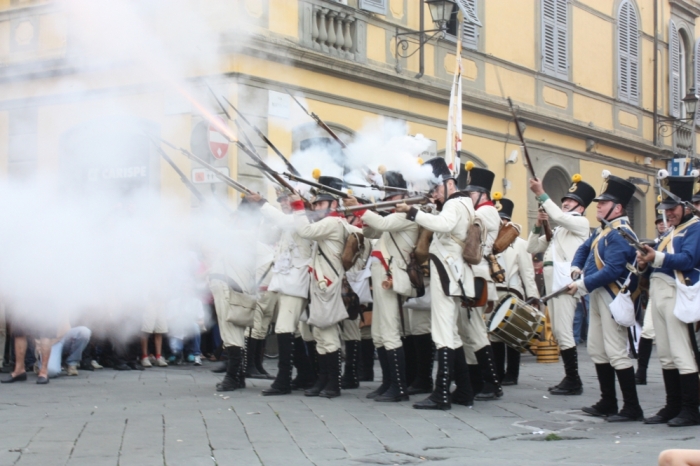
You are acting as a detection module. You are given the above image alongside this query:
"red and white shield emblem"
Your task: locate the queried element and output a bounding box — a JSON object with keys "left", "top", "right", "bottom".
{"left": 208, "top": 119, "right": 229, "bottom": 159}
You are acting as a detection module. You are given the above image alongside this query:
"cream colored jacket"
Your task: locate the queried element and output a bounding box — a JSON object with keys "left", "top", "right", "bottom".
{"left": 526, "top": 198, "right": 590, "bottom": 263}
{"left": 497, "top": 237, "right": 540, "bottom": 300}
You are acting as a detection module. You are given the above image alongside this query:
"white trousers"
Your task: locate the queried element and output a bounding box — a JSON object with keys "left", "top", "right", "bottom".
{"left": 370, "top": 262, "right": 404, "bottom": 350}
{"left": 641, "top": 302, "right": 655, "bottom": 340}
{"left": 312, "top": 324, "right": 341, "bottom": 354}
{"left": 275, "top": 294, "right": 307, "bottom": 335}
{"left": 342, "top": 316, "right": 361, "bottom": 342}
{"left": 544, "top": 266, "right": 578, "bottom": 350}
{"left": 461, "top": 304, "right": 491, "bottom": 365}
{"left": 209, "top": 280, "right": 246, "bottom": 348}
{"left": 650, "top": 277, "right": 698, "bottom": 375}
{"left": 429, "top": 262, "right": 463, "bottom": 350}
{"left": 250, "top": 290, "right": 278, "bottom": 340}
{"left": 587, "top": 288, "right": 633, "bottom": 370}
{"left": 408, "top": 309, "right": 431, "bottom": 336}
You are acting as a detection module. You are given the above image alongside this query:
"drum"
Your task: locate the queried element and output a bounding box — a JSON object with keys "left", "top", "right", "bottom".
{"left": 487, "top": 293, "right": 545, "bottom": 353}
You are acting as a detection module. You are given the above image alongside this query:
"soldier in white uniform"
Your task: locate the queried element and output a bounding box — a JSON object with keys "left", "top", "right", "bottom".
{"left": 459, "top": 164, "right": 504, "bottom": 400}
{"left": 208, "top": 203, "right": 260, "bottom": 392}
{"left": 345, "top": 171, "right": 419, "bottom": 402}
{"left": 489, "top": 197, "right": 540, "bottom": 386}
{"left": 527, "top": 174, "right": 595, "bottom": 396}
{"left": 396, "top": 158, "right": 475, "bottom": 410}
{"left": 242, "top": 192, "right": 316, "bottom": 396}
{"left": 289, "top": 175, "right": 362, "bottom": 399}
{"left": 637, "top": 174, "right": 700, "bottom": 427}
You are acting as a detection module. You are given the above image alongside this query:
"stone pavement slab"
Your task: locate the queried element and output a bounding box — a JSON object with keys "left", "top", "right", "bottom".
{"left": 0, "top": 346, "right": 696, "bottom": 465}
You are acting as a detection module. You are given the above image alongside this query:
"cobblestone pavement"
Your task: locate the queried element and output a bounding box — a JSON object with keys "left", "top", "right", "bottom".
{"left": 0, "top": 346, "right": 695, "bottom": 466}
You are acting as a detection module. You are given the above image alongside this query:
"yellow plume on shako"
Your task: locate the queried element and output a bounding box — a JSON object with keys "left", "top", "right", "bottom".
{"left": 377, "top": 165, "right": 387, "bottom": 175}
{"left": 493, "top": 191, "right": 503, "bottom": 201}
{"left": 465, "top": 161, "right": 475, "bottom": 171}
{"left": 312, "top": 168, "right": 321, "bottom": 180}
{"left": 571, "top": 174, "right": 582, "bottom": 183}
{"left": 417, "top": 157, "right": 424, "bottom": 165}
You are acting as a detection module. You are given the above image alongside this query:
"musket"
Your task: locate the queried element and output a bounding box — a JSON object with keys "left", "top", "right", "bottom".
{"left": 283, "top": 171, "right": 369, "bottom": 203}
{"left": 528, "top": 284, "right": 572, "bottom": 305}
{"left": 285, "top": 88, "right": 347, "bottom": 149}
{"left": 338, "top": 196, "right": 430, "bottom": 214}
{"left": 505, "top": 96, "right": 553, "bottom": 242}
{"left": 153, "top": 136, "right": 255, "bottom": 195}
{"left": 149, "top": 138, "right": 207, "bottom": 204}
{"left": 219, "top": 94, "right": 300, "bottom": 176}
{"left": 343, "top": 181, "right": 429, "bottom": 196}
{"left": 658, "top": 185, "right": 700, "bottom": 217}
{"left": 600, "top": 218, "right": 647, "bottom": 253}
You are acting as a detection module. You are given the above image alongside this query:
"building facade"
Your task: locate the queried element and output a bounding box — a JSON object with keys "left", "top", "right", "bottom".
{"left": 0, "top": 0, "right": 699, "bottom": 237}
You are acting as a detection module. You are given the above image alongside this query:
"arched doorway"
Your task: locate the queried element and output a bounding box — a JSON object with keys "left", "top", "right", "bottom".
{"left": 542, "top": 167, "right": 570, "bottom": 206}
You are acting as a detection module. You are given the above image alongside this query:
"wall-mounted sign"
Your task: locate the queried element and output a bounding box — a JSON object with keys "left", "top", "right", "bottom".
{"left": 192, "top": 167, "right": 230, "bottom": 184}
{"left": 208, "top": 118, "right": 229, "bottom": 159}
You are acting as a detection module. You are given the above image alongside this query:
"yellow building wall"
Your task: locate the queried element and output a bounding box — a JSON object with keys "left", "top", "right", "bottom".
{"left": 483, "top": 0, "right": 536, "bottom": 70}
{"left": 572, "top": 8, "right": 613, "bottom": 98}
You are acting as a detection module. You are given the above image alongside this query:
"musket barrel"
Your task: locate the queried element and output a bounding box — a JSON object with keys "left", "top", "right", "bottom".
{"left": 339, "top": 196, "right": 428, "bottom": 214}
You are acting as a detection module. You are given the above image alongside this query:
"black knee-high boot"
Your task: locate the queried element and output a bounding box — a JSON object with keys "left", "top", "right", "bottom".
{"left": 644, "top": 369, "right": 682, "bottom": 424}
{"left": 359, "top": 339, "right": 375, "bottom": 382}
{"left": 216, "top": 346, "right": 243, "bottom": 392}
{"left": 550, "top": 347, "right": 583, "bottom": 395}
{"left": 582, "top": 363, "right": 618, "bottom": 417}
{"left": 262, "top": 334, "right": 293, "bottom": 396}
{"left": 341, "top": 341, "right": 360, "bottom": 389}
{"left": 668, "top": 373, "right": 700, "bottom": 427}
{"left": 291, "top": 337, "right": 316, "bottom": 390}
{"left": 474, "top": 345, "right": 503, "bottom": 400}
{"left": 635, "top": 337, "right": 653, "bottom": 385}
{"left": 413, "top": 347, "right": 453, "bottom": 410}
{"left": 407, "top": 334, "right": 434, "bottom": 395}
{"left": 606, "top": 367, "right": 643, "bottom": 422}
{"left": 503, "top": 346, "right": 521, "bottom": 386}
{"left": 403, "top": 336, "right": 417, "bottom": 387}
{"left": 451, "top": 347, "right": 474, "bottom": 407}
{"left": 367, "top": 347, "right": 390, "bottom": 398}
{"left": 305, "top": 353, "right": 327, "bottom": 397}
{"left": 375, "top": 346, "right": 409, "bottom": 402}
{"left": 491, "top": 341, "right": 506, "bottom": 382}
{"left": 320, "top": 350, "right": 341, "bottom": 398}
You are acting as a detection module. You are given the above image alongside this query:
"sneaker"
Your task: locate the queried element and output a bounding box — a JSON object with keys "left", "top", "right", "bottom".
{"left": 187, "top": 354, "right": 195, "bottom": 363}
{"left": 193, "top": 356, "right": 202, "bottom": 366}
{"left": 66, "top": 365, "right": 79, "bottom": 376}
{"left": 91, "top": 360, "right": 103, "bottom": 370}
{"left": 148, "top": 354, "right": 157, "bottom": 365}
{"left": 141, "top": 357, "right": 153, "bottom": 368}
{"left": 155, "top": 356, "right": 168, "bottom": 367}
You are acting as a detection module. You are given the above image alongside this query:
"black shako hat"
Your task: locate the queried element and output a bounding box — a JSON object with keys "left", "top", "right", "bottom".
{"left": 460, "top": 165, "right": 495, "bottom": 193}
{"left": 496, "top": 197, "right": 514, "bottom": 219}
{"left": 659, "top": 174, "right": 696, "bottom": 210}
{"left": 383, "top": 170, "right": 407, "bottom": 195}
{"left": 562, "top": 174, "right": 596, "bottom": 208}
{"left": 314, "top": 175, "right": 344, "bottom": 203}
{"left": 655, "top": 202, "right": 664, "bottom": 223}
{"left": 593, "top": 172, "right": 636, "bottom": 207}
{"left": 422, "top": 157, "right": 453, "bottom": 183}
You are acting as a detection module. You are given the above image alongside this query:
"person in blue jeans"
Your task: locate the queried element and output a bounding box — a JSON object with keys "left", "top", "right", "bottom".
{"left": 168, "top": 323, "right": 202, "bottom": 365}
{"left": 47, "top": 326, "right": 91, "bottom": 378}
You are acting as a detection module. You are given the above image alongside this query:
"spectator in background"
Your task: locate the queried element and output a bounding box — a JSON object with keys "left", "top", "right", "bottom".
{"left": 45, "top": 322, "right": 91, "bottom": 378}
{"left": 166, "top": 292, "right": 205, "bottom": 366}
{"left": 659, "top": 449, "right": 700, "bottom": 466}
{"left": 140, "top": 303, "right": 168, "bottom": 368}
{"left": 1, "top": 308, "right": 54, "bottom": 384}
{"left": 572, "top": 297, "right": 589, "bottom": 345}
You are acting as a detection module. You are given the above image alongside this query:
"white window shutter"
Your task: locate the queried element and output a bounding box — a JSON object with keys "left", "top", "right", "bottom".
{"left": 669, "top": 20, "right": 681, "bottom": 118}
{"left": 554, "top": 0, "right": 568, "bottom": 79}
{"left": 542, "top": 0, "right": 568, "bottom": 80}
{"left": 359, "top": 0, "right": 386, "bottom": 14}
{"left": 617, "top": 1, "right": 639, "bottom": 105}
{"left": 462, "top": 0, "right": 479, "bottom": 50}
{"left": 695, "top": 38, "right": 700, "bottom": 123}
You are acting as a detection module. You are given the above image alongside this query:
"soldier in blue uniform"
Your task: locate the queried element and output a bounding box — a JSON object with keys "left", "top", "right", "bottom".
{"left": 637, "top": 173, "right": 700, "bottom": 427}
{"left": 568, "top": 172, "right": 643, "bottom": 422}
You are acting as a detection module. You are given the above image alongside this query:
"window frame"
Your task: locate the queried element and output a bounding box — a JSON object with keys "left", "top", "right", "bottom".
{"left": 540, "top": 0, "right": 569, "bottom": 81}
{"left": 616, "top": 0, "right": 640, "bottom": 106}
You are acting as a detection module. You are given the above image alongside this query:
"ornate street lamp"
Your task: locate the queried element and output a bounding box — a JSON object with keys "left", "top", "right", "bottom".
{"left": 394, "top": 0, "right": 456, "bottom": 78}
